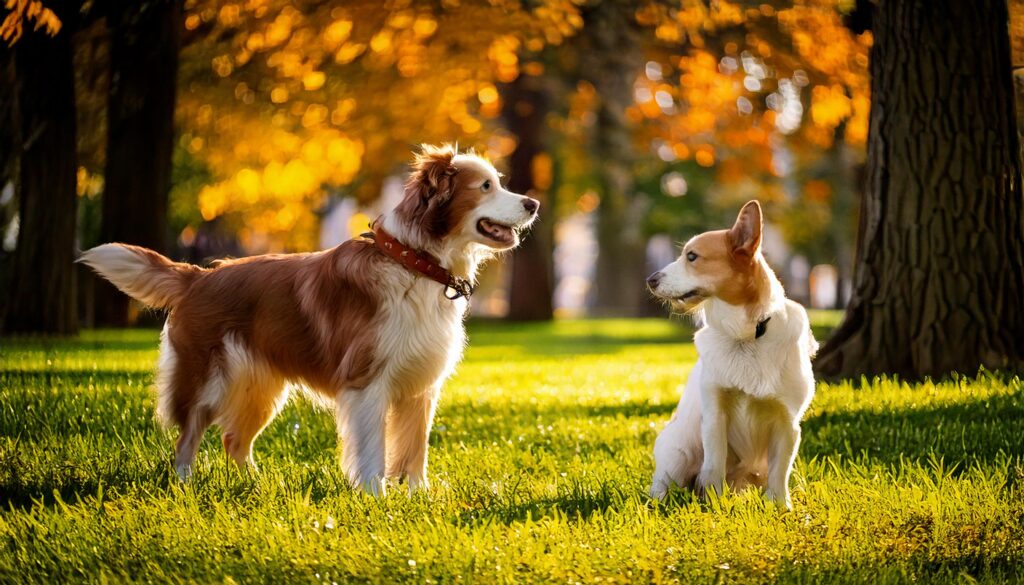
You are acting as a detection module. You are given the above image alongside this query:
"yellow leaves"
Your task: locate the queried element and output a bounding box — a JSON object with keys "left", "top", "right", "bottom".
{"left": 218, "top": 4, "right": 240, "bottom": 27}
{"left": 810, "top": 85, "right": 851, "bottom": 130}
{"left": 1, "top": 0, "right": 61, "bottom": 45}
{"left": 532, "top": 153, "right": 554, "bottom": 191}
{"left": 302, "top": 71, "right": 326, "bottom": 91}
{"left": 412, "top": 15, "right": 437, "bottom": 38}
{"left": 195, "top": 128, "right": 366, "bottom": 250}
{"left": 330, "top": 99, "right": 356, "bottom": 126}
{"left": 488, "top": 35, "right": 520, "bottom": 83}
{"left": 234, "top": 168, "right": 260, "bottom": 203}
{"left": 369, "top": 29, "right": 393, "bottom": 53}
{"left": 845, "top": 93, "right": 870, "bottom": 146}
{"left": 477, "top": 84, "right": 499, "bottom": 105}
{"left": 270, "top": 86, "right": 289, "bottom": 104}
{"left": 695, "top": 146, "right": 715, "bottom": 167}
{"left": 334, "top": 43, "right": 366, "bottom": 65}
{"left": 264, "top": 10, "right": 294, "bottom": 47}
{"left": 301, "top": 104, "right": 328, "bottom": 128}
{"left": 323, "top": 19, "right": 352, "bottom": 48}
{"left": 76, "top": 167, "right": 102, "bottom": 198}
{"left": 245, "top": 32, "right": 264, "bottom": 51}
{"left": 212, "top": 55, "right": 233, "bottom": 77}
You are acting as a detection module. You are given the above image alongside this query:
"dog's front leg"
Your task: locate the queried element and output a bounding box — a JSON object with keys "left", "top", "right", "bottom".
{"left": 337, "top": 386, "right": 390, "bottom": 496}
{"left": 695, "top": 385, "right": 728, "bottom": 499}
{"left": 386, "top": 385, "right": 440, "bottom": 493}
{"left": 765, "top": 423, "right": 800, "bottom": 510}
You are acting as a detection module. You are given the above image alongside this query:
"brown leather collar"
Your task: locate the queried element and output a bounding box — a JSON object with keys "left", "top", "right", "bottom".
{"left": 365, "top": 225, "right": 475, "bottom": 300}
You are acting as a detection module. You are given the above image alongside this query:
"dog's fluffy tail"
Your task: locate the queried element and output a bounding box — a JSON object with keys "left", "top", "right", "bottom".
{"left": 78, "top": 243, "right": 202, "bottom": 310}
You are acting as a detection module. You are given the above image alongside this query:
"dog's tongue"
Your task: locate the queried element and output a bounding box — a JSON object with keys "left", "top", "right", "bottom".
{"left": 481, "top": 219, "right": 513, "bottom": 241}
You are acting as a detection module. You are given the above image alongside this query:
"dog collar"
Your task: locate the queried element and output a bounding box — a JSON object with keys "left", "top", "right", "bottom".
{"left": 364, "top": 225, "right": 475, "bottom": 300}
{"left": 755, "top": 316, "right": 771, "bottom": 339}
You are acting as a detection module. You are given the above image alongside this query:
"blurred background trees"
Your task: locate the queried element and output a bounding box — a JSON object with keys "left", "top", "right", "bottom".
{"left": 1, "top": 0, "right": 1022, "bottom": 379}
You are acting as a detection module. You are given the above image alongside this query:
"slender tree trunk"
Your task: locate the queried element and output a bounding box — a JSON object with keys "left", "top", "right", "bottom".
{"left": 814, "top": 0, "right": 1024, "bottom": 379}
{"left": 4, "top": 12, "right": 79, "bottom": 334}
{"left": 580, "top": 0, "right": 648, "bottom": 316}
{"left": 94, "top": 0, "right": 181, "bottom": 326}
{"left": 503, "top": 72, "right": 554, "bottom": 321}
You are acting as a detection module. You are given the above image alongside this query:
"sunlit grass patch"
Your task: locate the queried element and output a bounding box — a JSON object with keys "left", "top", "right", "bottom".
{"left": 1, "top": 315, "right": 1022, "bottom": 583}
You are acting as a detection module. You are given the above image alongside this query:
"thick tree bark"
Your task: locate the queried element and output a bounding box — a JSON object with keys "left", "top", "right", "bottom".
{"left": 814, "top": 0, "right": 1024, "bottom": 379}
{"left": 94, "top": 0, "right": 180, "bottom": 326}
{"left": 579, "top": 0, "right": 648, "bottom": 316}
{"left": 4, "top": 13, "right": 79, "bottom": 334}
{"left": 503, "top": 72, "right": 554, "bottom": 321}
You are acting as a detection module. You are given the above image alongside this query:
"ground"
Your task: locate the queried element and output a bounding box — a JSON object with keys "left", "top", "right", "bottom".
{"left": 1, "top": 315, "right": 1022, "bottom": 583}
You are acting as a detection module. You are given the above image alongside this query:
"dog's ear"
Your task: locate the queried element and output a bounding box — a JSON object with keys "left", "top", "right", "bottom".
{"left": 728, "top": 200, "right": 762, "bottom": 261}
{"left": 406, "top": 144, "right": 458, "bottom": 205}
{"left": 394, "top": 144, "right": 460, "bottom": 238}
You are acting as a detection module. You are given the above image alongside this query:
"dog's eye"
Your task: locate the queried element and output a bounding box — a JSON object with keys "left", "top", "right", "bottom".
{"left": 481, "top": 180, "right": 491, "bottom": 191}
{"left": 686, "top": 251, "right": 698, "bottom": 262}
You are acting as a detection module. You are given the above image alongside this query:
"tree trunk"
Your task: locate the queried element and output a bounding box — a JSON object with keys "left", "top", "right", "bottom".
{"left": 94, "top": 0, "right": 180, "bottom": 326}
{"left": 814, "top": 0, "right": 1024, "bottom": 379}
{"left": 580, "top": 0, "right": 648, "bottom": 316}
{"left": 503, "top": 72, "right": 554, "bottom": 321}
{"left": 4, "top": 13, "right": 79, "bottom": 335}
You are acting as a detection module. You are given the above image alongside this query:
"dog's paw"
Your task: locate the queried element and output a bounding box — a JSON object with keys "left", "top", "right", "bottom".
{"left": 649, "top": 481, "right": 669, "bottom": 501}
{"left": 353, "top": 476, "right": 387, "bottom": 497}
{"left": 764, "top": 489, "right": 792, "bottom": 511}
{"left": 407, "top": 475, "right": 430, "bottom": 495}
{"left": 694, "top": 470, "right": 723, "bottom": 501}
{"left": 175, "top": 464, "right": 192, "bottom": 482}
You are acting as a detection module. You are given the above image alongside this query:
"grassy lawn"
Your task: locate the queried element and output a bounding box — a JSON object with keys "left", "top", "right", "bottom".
{"left": 1, "top": 316, "right": 1023, "bottom": 583}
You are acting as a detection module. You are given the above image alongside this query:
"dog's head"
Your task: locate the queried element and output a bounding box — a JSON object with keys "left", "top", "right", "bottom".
{"left": 393, "top": 144, "right": 539, "bottom": 253}
{"left": 647, "top": 200, "right": 766, "bottom": 312}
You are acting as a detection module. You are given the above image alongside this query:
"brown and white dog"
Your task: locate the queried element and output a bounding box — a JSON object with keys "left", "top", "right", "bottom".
{"left": 647, "top": 201, "right": 817, "bottom": 509}
{"left": 79, "top": 144, "right": 538, "bottom": 496}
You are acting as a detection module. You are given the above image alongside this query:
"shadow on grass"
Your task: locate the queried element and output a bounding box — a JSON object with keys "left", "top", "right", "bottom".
{"left": 801, "top": 390, "right": 1024, "bottom": 469}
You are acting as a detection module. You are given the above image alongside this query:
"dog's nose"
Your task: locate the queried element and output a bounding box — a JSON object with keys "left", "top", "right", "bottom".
{"left": 523, "top": 198, "right": 539, "bottom": 214}
{"left": 647, "top": 271, "right": 662, "bottom": 290}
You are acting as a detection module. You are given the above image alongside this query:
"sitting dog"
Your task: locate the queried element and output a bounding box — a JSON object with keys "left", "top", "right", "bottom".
{"left": 79, "top": 144, "right": 538, "bottom": 496}
{"left": 647, "top": 200, "right": 816, "bottom": 509}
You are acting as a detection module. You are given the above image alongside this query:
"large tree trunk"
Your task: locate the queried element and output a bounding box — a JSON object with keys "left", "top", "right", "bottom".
{"left": 814, "top": 0, "right": 1024, "bottom": 379}
{"left": 503, "top": 72, "right": 554, "bottom": 321}
{"left": 579, "top": 0, "right": 648, "bottom": 316}
{"left": 94, "top": 0, "right": 181, "bottom": 326}
{"left": 3, "top": 11, "right": 80, "bottom": 335}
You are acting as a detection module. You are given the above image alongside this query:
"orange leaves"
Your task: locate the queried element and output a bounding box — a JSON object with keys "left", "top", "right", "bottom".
{"left": 1, "top": 0, "right": 61, "bottom": 45}
{"left": 488, "top": 35, "right": 521, "bottom": 83}
{"left": 323, "top": 19, "right": 353, "bottom": 48}
{"left": 810, "top": 84, "right": 852, "bottom": 130}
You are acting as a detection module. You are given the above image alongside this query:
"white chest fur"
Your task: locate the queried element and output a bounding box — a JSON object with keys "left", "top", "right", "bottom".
{"left": 374, "top": 265, "right": 468, "bottom": 397}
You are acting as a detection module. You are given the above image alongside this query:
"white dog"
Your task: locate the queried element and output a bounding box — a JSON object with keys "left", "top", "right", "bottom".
{"left": 79, "top": 144, "right": 538, "bottom": 496}
{"left": 647, "top": 200, "right": 817, "bottom": 509}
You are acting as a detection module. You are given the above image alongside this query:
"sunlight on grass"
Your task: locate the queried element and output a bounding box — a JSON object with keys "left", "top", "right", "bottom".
{"left": 1, "top": 315, "right": 1022, "bottom": 583}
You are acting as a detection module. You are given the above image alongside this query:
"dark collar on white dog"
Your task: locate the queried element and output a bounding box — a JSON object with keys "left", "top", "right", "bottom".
{"left": 755, "top": 316, "right": 771, "bottom": 339}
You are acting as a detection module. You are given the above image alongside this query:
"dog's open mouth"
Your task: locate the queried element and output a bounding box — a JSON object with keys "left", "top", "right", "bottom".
{"left": 676, "top": 289, "right": 706, "bottom": 303}
{"left": 477, "top": 218, "right": 516, "bottom": 246}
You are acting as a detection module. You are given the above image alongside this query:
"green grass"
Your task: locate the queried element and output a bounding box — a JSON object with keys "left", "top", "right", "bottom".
{"left": 1, "top": 317, "right": 1023, "bottom": 583}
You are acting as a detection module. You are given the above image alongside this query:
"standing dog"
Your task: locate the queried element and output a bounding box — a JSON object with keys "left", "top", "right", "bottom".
{"left": 647, "top": 201, "right": 816, "bottom": 509}
{"left": 79, "top": 144, "right": 538, "bottom": 496}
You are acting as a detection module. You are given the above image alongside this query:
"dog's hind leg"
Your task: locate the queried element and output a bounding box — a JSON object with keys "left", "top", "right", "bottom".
{"left": 218, "top": 377, "right": 288, "bottom": 472}
{"left": 174, "top": 407, "right": 211, "bottom": 481}
{"left": 385, "top": 384, "right": 440, "bottom": 493}
{"left": 214, "top": 336, "right": 288, "bottom": 472}
{"left": 337, "top": 384, "right": 390, "bottom": 496}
